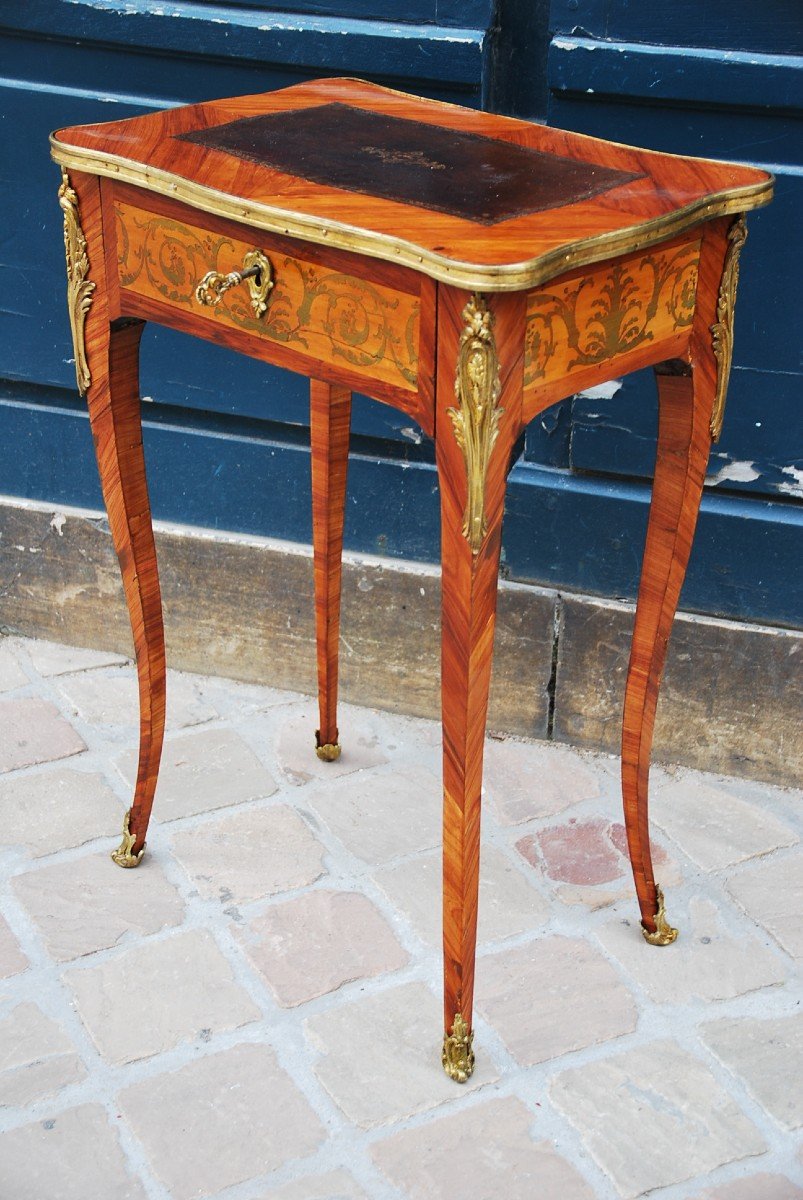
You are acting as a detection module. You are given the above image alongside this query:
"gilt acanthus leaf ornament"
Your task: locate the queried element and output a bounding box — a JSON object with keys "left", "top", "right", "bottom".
{"left": 710, "top": 215, "right": 747, "bottom": 443}
{"left": 447, "top": 295, "right": 503, "bottom": 555}
{"left": 58, "top": 168, "right": 95, "bottom": 396}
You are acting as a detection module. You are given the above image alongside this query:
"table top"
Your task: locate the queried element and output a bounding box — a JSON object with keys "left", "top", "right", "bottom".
{"left": 51, "top": 77, "right": 772, "bottom": 292}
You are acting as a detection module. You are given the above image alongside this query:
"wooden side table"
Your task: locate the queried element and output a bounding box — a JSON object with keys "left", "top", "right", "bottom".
{"left": 51, "top": 78, "right": 772, "bottom": 1082}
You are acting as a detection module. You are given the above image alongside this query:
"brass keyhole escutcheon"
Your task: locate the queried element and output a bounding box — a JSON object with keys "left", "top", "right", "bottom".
{"left": 195, "top": 249, "right": 273, "bottom": 319}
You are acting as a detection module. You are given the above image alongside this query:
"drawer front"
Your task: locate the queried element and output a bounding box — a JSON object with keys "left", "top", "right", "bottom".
{"left": 114, "top": 200, "right": 421, "bottom": 394}
{"left": 523, "top": 238, "right": 700, "bottom": 395}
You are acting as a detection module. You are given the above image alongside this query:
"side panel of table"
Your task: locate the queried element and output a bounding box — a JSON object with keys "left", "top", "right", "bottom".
{"left": 521, "top": 233, "right": 700, "bottom": 424}
{"left": 100, "top": 182, "right": 437, "bottom": 435}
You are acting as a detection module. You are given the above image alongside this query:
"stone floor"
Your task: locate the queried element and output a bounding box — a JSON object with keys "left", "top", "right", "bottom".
{"left": 0, "top": 634, "right": 801, "bottom": 1200}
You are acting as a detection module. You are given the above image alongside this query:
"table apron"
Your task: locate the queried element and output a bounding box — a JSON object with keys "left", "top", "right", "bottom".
{"left": 101, "top": 181, "right": 436, "bottom": 433}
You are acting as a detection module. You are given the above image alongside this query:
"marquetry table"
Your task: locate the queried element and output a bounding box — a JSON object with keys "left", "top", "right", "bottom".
{"left": 51, "top": 78, "right": 772, "bottom": 1082}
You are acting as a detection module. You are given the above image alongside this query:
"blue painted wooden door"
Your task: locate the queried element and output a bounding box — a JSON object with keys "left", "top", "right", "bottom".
{"left": 0, "top": 1, "right": 799, "bottom": 626}
{"left": 516, "top": 1, "right": 802, "bottom": 626}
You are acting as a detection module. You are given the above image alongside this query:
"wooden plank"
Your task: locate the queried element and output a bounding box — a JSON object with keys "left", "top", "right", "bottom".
{"left": 549, "top": 37, "right": 803, "bottom": 109}
{"left": 550, "top": 1, "right": 803, "bottom": 55}
{"left": 7, "top": 3, "right": 487, "bottom": 85}
{"left": 207, "top": 0, "right": 495, "bottom": 25}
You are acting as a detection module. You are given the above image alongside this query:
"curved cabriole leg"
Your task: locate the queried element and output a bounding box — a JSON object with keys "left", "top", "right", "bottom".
{"left": 437, "top": 288, "right": 524, "bottom": 1081}
{"left": 621, "top": 363, "right": 700, "bottom": 943}
{"left": 92, "top": 319, "right": 166, "bottom": 867}
{"left": 622, "top": 215, "right": 746, "bottom": 941}
{"left": 310, "top": 380, "right": 351, "bottom": 762}
{"left": 60, "top": 169, "right": 165, "bottom": 867}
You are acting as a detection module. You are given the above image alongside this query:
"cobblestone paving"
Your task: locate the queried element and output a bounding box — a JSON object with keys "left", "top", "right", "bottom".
{"left": 0, "top": 635, "right": 800, "bottom": 1200}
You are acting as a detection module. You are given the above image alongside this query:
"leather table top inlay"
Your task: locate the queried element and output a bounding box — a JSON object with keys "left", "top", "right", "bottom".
{"left": 177, "top": 102, "right": 643, "bottom": 225}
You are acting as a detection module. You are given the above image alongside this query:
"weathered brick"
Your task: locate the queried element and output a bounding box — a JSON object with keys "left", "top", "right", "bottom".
{"left": 702, "top": 1013, "right": 803, "bottom": 1131}
{"left": 19, "top": 637, "right": 127, "bottom": 677}
{"left": 0, "top": 1002, "right": 86, "bottom": 1107}
{"left": 372, "top": 1095, "right": 594, "bottom": 1199}
{"left": 65, "top": 929, "right": 260, "bottom": 1064}
{"left": 57, "top": 670, "right": 216, "bottom": 731}
{"left": 0, "top": 1104, "right": 147, "bottom": 1200}
{"left": 0, "top": 642, "right": 28, "bottom": 692}
{"left": 0, "top": 913, "right": 28, "bottom": 978}
{"left": 484, "top": 737, "right": 600, "bottom": 826}
{"left": 118, "top": 1044, "right": 325, "bottom": 1200}
{"left": 597, "top": 896, "right": 787, "bottom": 1003}
{"left": 116, "top": 727, "right": 277, "bottom": 822}
{"left": 305, "top": 981, "right": 495, "bottom": 1127}
{"left": 551, "top": 1039, "right": 767, "bottom": 1198}
{"left": 520, "top": 818, "right": 622, "bottom": 885}
{"left": 252, "top": 1170, "right": 368, "bottom": 1200}
{"left": 373, "top": 845, "right": 549, "bottom": 948}
{"left": 0, "top": 698, "right": 85, "bottom": 774}
{"left": 275, "top": 705, "right": 388, "bottom": 786}
{"left": 170, "top": 803, "right": 326, "bottom": 905}
{"left": 237, "top": 889, "right": 408, "bottom": 1007}
{"left": 694, "top": 1174, "right": 803, "bottom": 1200}
{"left": 654, "top": 779, "right": 797, "bottom": 870}
{"left": 13, "top": 851, "right": 184, "bottom": 962}
{"left": 726, "top": 850, "right": 803, "bottom": 958}
{"left": 307, "top": 764, "right": 440, "bottom": 865}
{"left": 478, "top": 935, "right": 637, "bottom": 1065}
{"left": 517, "top": 818, "right": 676, "bottom": 890}
{"left": 0, "top": 767, "right": 122, "bottom": 857}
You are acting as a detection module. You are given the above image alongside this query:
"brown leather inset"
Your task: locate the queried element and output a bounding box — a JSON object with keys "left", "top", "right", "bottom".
{"left": 177, "top": 102, "right": 643, "bottom": 225}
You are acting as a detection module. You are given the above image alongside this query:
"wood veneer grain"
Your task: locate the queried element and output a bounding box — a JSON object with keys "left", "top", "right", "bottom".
{"left": 621, "top": 217, "right": 733, "bottom": 933}
{"left": 310, "top": 379, "right": 352, "bottom": 753}
{"left": 73, "top": 169, "right": 166, "bottom": 856}
{"left": 52, "top": 78, "right": 772, "bottom": 290}
{"left": 436, "top": 287, "right": 526, "bottom": 1032}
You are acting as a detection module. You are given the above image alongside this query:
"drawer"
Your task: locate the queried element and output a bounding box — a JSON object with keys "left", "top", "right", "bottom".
{"left": 113, "top": 198, "right": 423, "bottom": 397}
{"left": 523, "top": 236, "right": 701, "bottom": 397}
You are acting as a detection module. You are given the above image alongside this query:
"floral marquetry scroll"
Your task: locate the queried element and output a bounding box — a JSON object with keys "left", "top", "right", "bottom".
{"left": 523, "top": 240, "right": 700, "bottom": 394}
{"left": 114, "top": 202, "right": 420, "bottom": 392}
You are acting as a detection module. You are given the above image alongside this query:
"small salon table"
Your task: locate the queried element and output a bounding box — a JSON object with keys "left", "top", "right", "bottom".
{"left": 51, "top": 78, "right": 771, "bottom": 1082}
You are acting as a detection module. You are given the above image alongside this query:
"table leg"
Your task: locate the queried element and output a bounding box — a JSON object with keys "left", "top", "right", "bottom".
{"left": 92, "top": 318, "right": 165, "bottom": 867}
{"left": 59, "top": 170, "right": 165, "bottom": 867}
{"left": 436, "top": 289, "right": 524, "bottom": 1081}
{"left": 87, "top": 317, "right": 165, "bottom": 867}
{"left": 310, "top": 379, "right": 351, "bottom": 761}
{"left": 622, "top": 215, "right": 745, "bottom": 942}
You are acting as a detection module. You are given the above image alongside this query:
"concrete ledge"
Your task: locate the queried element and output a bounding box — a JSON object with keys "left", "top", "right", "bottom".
{"left": 1, "top": 495, "right": 799, "bottom": 787}
{"left": 554, "top": 595, "right": 803, "bottom": 787}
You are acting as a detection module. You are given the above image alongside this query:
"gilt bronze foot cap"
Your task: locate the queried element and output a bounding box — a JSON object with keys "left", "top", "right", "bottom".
{"left": 442, "top": 1012, "right": 475, "bottom": 1083}
{"left": 315, "top": 731, "right": 341, "bottom": 762}
{"left": 642, "top": 885, "right": 678, "bottom": 945}
{"left": 111, "top": 809, "right": 145, "bottom": 868}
